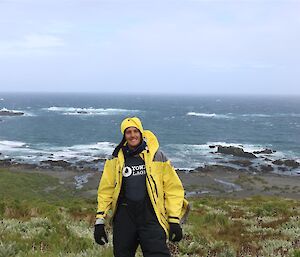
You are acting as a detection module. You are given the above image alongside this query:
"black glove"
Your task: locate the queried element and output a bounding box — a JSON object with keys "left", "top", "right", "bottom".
{"left": 94, "top": 224, "right": 108, "bottom": 245}
{"left": 169, "top": 222, "right": 183, "bottom": 242}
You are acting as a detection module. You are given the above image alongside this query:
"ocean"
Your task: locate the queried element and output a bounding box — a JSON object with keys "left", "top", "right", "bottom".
{"left": 0, "top": 93, "right": 299, "bottom": 172}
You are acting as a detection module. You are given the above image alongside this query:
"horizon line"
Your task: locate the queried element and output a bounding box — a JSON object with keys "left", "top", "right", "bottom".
{"left": 1, "top": 91, "right": 300, "bottom": 97}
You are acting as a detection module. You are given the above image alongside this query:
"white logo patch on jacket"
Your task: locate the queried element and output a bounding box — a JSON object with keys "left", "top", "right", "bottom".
{"left": 122, "top": 164, "right": 146, "bottom": 177}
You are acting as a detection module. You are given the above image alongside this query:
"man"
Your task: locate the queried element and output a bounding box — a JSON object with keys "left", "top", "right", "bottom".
{"left": 94, "top": 117, "right": 189, "bottom": 257}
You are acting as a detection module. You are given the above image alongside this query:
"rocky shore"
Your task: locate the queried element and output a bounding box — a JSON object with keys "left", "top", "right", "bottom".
{"left": 0, "top": 156, "right": 106, "bottom": 172}
{"left": 1, "top": 145, "right": 299, "bottom": 174}
{"left": 209, "top": 145, "right": 299, "bottom": 173}
{"left": 1, "top": 145, "right": 299, "bottom": 200}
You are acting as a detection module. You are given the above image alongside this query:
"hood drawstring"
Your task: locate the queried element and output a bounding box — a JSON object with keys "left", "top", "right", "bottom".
{"left": 112, "top": 135, "right": 126, "bottom": 157}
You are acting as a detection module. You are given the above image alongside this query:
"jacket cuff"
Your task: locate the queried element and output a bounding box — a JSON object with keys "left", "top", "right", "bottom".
{"left": 168, "top": 216, "right": 180, "bottom": 224}
{"left": 96, "top": 211, "right": 105, "bottom": 219}
{"left": 95, "top": 218, "right": 105, "bottom": 225}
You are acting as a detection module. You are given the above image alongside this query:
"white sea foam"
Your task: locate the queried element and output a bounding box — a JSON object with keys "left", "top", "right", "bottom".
{"left": 163, "top": 143, "right": 216, "bottom": 169}
{"left": 46, "top": 142, "right": 115, "bottom": 161}
{"left": 289, "top": 113, "right": 300, "bottom": 117}
{"left": 163, "top": 141, "right": 299, "bottom": 170}
{"left": 166, "top": 141, "right": 269, "bottom": 157}
{"left": 0, "top": 140, "right": 27, "bottom": 149}
{"left": 0, "top": 140, "right": 116, "bottom": 164}
{"left": 0, "top": 98, "right": 4, "bottom": 101}
{"left": 186, "top": 112, "right": 233, "bottom": 119}
{"left": 1, "top": 139, "right": 299, "bottom": 173}
{"left": 0, "top": 108, "right": 23, "bottom": 114}
{"left": 0, "top": 108, "right": 35, "bottom": 116}
{"left": 241, "top": 114, "right": 272, "bottom": 117}
{"left": 44, "top": 106, "right": 140, "bottom": 116}
{"left": 1, "top": 108, "right": 15, "bottom": 112}
{"left": 187, "top": 112, "right": 300, "bottom": 119}
{"left": 241, "top": 113, "right": 300, "bottom": 118}
{"left": 187, "top": 112, "right": 216, "bottom": 117}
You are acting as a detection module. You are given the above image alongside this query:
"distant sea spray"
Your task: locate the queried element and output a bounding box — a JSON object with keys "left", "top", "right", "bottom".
{"left": 44, "top": 106, "right": 140, "bottom": 116}
{"left": 186, "top": 112, "right": 233, "bottom": 119}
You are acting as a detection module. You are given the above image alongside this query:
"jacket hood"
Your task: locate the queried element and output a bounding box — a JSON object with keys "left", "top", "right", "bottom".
{"left": 143, "top": 130, "right": 159, "bottom": 157}
{"left": 117, "top": 117, "right": 159, "bottom": 161}
{"left": 116, "top": 129, "right": 159, "bottom": 162}
{"left": 120, "top": 117, "right": 144, "bottom": 135}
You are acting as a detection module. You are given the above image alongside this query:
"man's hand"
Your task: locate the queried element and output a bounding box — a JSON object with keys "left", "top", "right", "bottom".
{"left": 169, "top": 222, "right": 183, "bottom": 242}
{"left": 94, "top": 224, "right": 108, "bottom": 245}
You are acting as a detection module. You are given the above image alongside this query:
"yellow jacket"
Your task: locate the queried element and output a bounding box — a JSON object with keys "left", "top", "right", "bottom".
{"left": 96, "top": 130, "right": 189, "bottom": 237}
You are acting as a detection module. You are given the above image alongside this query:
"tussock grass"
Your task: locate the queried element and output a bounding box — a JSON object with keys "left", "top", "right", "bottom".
{"left": 0, "top": 168, "right": 299, "bottom": 256}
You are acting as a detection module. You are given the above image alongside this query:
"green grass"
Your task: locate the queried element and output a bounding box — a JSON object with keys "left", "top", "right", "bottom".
{"left": 0, "top": 168, "right": 299, "bottom": 257}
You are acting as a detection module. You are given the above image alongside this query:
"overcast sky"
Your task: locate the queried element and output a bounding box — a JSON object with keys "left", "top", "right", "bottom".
{"left": 0, "top": 0, "right": 299, "bottom": 95}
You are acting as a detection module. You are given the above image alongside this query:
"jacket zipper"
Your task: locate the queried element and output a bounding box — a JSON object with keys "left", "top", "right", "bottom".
{"left": 144, "top": 152, "right": 157, "bottom": 205}
{"left": 160, "top": 213, "right": 168, "bottom": 227}
{"left": 161, "top": 212, "right": 167, "bottom": 222}
{"left": 146, "top": 175, "right": 157, "bottom": 205}
{"left": 112, "top": 164, "right": 123, "bottom": 220}
{"left": 150, "top": 174, "right": 158, "bottom": 198}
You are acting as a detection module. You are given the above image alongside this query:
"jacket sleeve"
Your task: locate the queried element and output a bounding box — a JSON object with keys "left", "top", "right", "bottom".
{"left": 96, "top": 157, "right": 116, "bottom": 220}
{"left": 162, "top": 159, "right": 185, "bottom": 224}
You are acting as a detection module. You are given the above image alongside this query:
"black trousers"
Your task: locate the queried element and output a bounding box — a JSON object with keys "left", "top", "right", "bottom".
{"left": 113, "top": 196, "right": 171, "bottom": 257}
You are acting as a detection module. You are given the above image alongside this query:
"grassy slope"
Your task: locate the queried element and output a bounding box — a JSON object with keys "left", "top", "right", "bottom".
{"left": 0, "top": 168, "right": 299, "bottom": 257}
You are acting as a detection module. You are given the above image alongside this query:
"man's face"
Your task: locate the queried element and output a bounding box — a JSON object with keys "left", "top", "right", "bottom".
{"left": 125, "top": 127, "right": 142, "bottom": 149}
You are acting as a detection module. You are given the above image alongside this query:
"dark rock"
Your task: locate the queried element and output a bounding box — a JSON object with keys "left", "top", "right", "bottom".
{"left": 194, "top": 166, "right": 207, "bottom": 172}
{"left": 253, "top": 149, "right": 275, "bottom": 154}
{"left": 194, "top": 164, "right": 239, "bottom": 173}
{"left": 264, "top": 158, "right": 272, "bottom": 161}
{"left": 248, "top": 166, "right": 260, "bottom": 173}
{"left": 278, "top": 166, "right": 288, "bottom": 171}
{"left": 75, "top": 160, "right": 91, "bottom": 166}
{"left": 283, "top": 160, "right": 300, "bottom": 169}
{"left": 188, "top": 169, "right": 199, "bottom": 173}
{"left": 229, "top": 160, "right": 252, "bottom": 167}
{"left": 77, "top": 166, "right": 98, "bottom": 172}
{"left": 272, "top": 159, "right": 300, "bottom": 169}
{"left": 71, "top": 160, "right": 101, "bottom": 172}
{"left": 260, "top": 165, "right": 274, "bottom": 172}
{"left": 0, "top": 109, "right": 24, "bottom": 116}
{"left": 14, "top": 163, "right": 39, "bottom": 170}
{"left": 25, "top": 163, "right": 39, "bottom": 169}
{"left": 209, "top": 145, "right": 216, "bottom": 149}
{"left": 175, "top": 168, "right": 191, "bottom": 173}
{"left": 92, "top": 158, "right": 106, "bottom": 163}
{"left": 217, "top": 146, "right": 257, "bottom": 159}
{"left": 238, "top": 168, "right": 249, "bottom": 173}
{"left": 77, "top": 111, "right": 88, "bottom": 114}
{"left": 0, "top": 159, "right": 12, "bottom": 167}
{"left": 273, "top": 160, "right": 283, "bottom": 165}
{"left": 75, "top": 160, "right": 100, "bottom": 167}
{"left": 40, "top": 160, "right": 71, "bottom": 168}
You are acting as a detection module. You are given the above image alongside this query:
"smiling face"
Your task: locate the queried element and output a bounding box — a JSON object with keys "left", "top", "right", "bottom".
{"left": 124, "top": 127, "right": 142, "bottom": 149}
